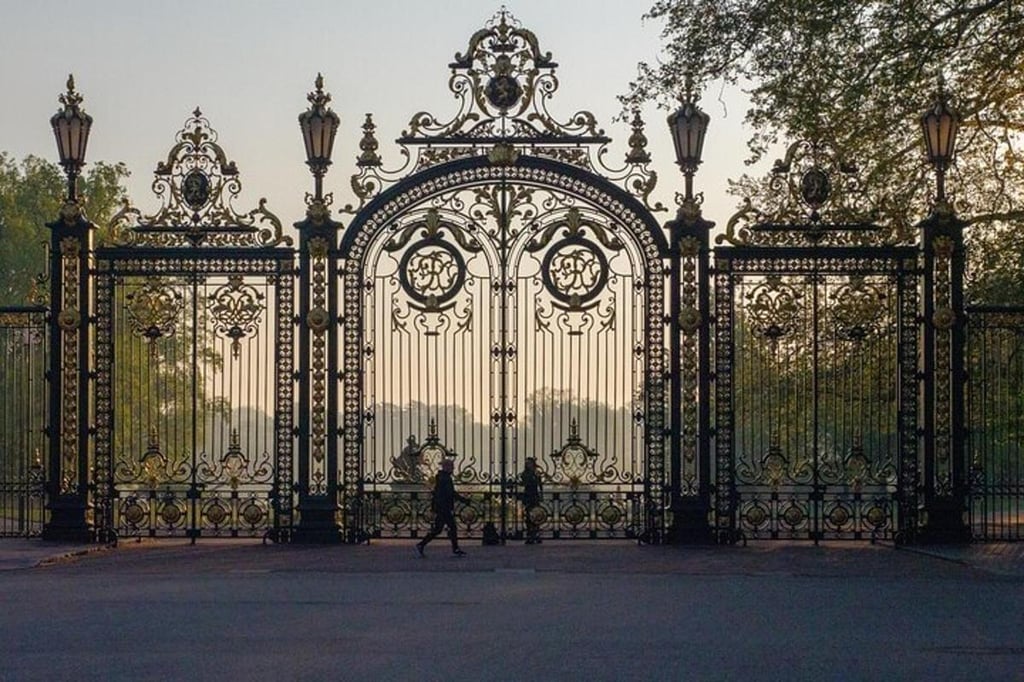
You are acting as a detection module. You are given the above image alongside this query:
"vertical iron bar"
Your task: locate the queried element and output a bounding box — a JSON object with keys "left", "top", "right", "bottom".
{"left": 811, "top": 272, "right": 820, "bottom": 545}
{"left": 498, "top": 167, "right": 509, "bottom": 543}
{"left": 190, "top": 272, "right": 199, "bottom": 543}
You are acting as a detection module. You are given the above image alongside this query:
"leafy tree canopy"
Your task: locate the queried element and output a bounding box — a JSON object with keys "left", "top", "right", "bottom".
{"left": 0, "top": 154, "right": 129, "bottom": 304}
{"left": 627, "top": 0, "right": 1024, "bottom": 302}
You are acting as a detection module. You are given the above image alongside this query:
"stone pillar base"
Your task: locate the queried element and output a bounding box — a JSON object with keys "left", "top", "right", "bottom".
{"left": 668, "top": 501, "right": 714, "bottom": 544}
{"left": 918, "top": 499, "right": 972, "bottom": 544}
{"left": 42, "top": 500, "right": 93, "bottom": 543}
{"left": 292, "top": 506, "right": 343, "bottom": 544}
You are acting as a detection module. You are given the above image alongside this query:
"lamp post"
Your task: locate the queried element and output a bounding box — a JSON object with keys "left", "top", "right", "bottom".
{"left": 298, "top": 73, "right": 340, "bottom": 205}
{"left": 920, "top": 86, "right": 958, "bottom": 206}
{"left": 293, "top": 74, "right": 345, "bottom": 543}
{"left": 50, "top": 74, "right": 93, "bottom": 203}
{"left": 918, "top": 84, "right": 970, "bottom": 544}
{"left": 665, "top": 92, "right": 714, "bottom": 544}
{"left": 667, "top": 95, "right": 710, "bottom": 205}
{"left": 42, "top": 75, "right": 96, "bottom": 542}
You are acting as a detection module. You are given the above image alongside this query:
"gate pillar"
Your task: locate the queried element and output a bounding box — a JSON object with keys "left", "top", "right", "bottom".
{"left": 42, "top": 204, "right": 95, "bottom": 542}
{"left": 917, "top": 89, "right": 970, "bottom": 544}
{"left": 43, "top": 78, "right": 95, "bottom": 542}
{"left": 667, "top": 199, "right": 714, "bottom": 543}
{"left": 292, "top": 76, "right": 343, "bottom": 543}
{"left": 919, "top": 202, "right": 971, "bottom": 543}
{"left": 292, "top": 204, "right": 343, "bottom": 543}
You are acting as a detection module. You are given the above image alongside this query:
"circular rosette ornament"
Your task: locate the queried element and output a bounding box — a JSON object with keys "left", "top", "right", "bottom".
{"left": 398, "top": 237, "right": 466, "bottom": 312}
{"left": 306, "top": 305, "right": 330, "bottom": 333}
{"left": 678, "top": 306, "right": 701, "bottom": 334}
{"left": 541, "top": 237, "right": 609, "bottom": 311}
{"left": 933, "top": 307, "right": 956, "bottom": 330}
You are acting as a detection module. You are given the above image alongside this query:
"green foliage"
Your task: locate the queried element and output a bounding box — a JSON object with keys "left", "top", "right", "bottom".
{"left": 629, "top": 0, "right": 1024, "bottom": 301}
{"left": 0, "top": 154, "right": 129, "bottom": 304}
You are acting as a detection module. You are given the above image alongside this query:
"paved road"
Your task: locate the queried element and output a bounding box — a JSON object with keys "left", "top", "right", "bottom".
{"left": 1, "top": 539, "right": 1022, "bottom": 681}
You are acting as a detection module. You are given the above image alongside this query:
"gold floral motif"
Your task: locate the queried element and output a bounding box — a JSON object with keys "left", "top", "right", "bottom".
{"left": 160, "top": 503, "right": 183, "bottom": 525}
{"left": 678, "top": 236, "right": 701, "bottom": 257}
{"left": 60, "top": 237, "right": 80, "bottom": 257}
{"left": 123, "top": 501, "right": 146, "bottom": 526}
{"left": 678, "top": 306, "right": 701, "bottom": 334}
{"left": 487, "top": 142, "right": 520, "bottom": 166}
{"left": 205, "top": 502, "right": 228, "bottom": 526}
{"left": 745, "top": 505, "right": 768, "bottom": 527}
{"left": 307, "top": 306, "right": 329, "bottom": 333}
{"left": 57, "top": 307, "right": 80, "bottom": 330}
{"left": 308, "top": 236, "right": 329, "bottom": 259}
{"left": 933, "top": 306, "right": 955, "bottom": 330}
{"left": 241, "top": 502, "right": 264, "bottom": 526}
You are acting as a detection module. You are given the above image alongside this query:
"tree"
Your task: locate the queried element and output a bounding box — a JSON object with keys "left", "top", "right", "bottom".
{"left": 627, "top": 0, "right": 1024, "bottom": 302}
{"left": 0, "top": 153, "right": 129, "bottom": 303}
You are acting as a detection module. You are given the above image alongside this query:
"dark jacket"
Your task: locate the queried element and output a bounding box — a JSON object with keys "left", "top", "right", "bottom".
{"left": 431, "top": 471, "right": 467, "bottom": 513}
{"left": 521, "top": 467, "right": 542, "bottom": 506}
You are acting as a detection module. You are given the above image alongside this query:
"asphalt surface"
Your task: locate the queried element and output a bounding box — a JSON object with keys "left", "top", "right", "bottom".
{"left": 1, "top": 538, "right": 1022, "bottom": 681}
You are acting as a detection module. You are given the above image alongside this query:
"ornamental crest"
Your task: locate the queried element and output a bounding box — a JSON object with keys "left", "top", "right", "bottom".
{"left": 347, "top": 8, "right": 663, "bottom": 213}
{"left": 719, "top": 139, "right": 913, "bottom": 247}
{"left": 108, "top": 109, "right": 291, "bottom": 248}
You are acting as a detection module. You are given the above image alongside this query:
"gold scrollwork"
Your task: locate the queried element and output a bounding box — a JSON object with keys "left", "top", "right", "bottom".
{"left": 107, "top": 110, "right": 291, "bottom": 248}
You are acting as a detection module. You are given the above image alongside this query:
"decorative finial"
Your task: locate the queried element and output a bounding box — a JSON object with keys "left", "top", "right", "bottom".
{"left": 357, "top": 113, "right": 382, "bottom": 167}
{"left": 307, "top": 72, "right": 331, "bottom": 112}
{"left": 58, "top": 73, "right": 84, "bottom": 111}
{"left": 625, "top": 110, "right": 651, "bottom": 164}
{"left": 682, "top": 73, "right": 697, "bottom": 105}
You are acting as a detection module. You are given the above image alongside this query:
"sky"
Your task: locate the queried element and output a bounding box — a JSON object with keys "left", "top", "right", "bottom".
{"left": 1, "top": 0, "right": 763, "bottom": 230}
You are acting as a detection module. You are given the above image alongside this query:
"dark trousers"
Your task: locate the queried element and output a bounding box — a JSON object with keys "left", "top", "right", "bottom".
{"left": 419, "top": 509, "right": 459, "bottom": 550}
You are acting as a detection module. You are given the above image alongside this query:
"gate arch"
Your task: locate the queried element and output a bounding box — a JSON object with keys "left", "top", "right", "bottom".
{"left": 337, "top": 10, "right": 670, "bottom": 541}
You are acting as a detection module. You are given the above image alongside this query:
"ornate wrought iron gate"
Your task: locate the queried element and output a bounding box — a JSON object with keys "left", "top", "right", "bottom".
{"left": 339, "top": 11, "right": 669, "bottom": 541}
{"left": 710, "top": 145, "right": 920, "bottom": 542}
{"left": 93, "top": 112, "right": 295, "bottom": 540}
{"left": 0, "top": 307, "right": 47, "bottom": 537}
{"left": 25, "top": 10, "right": 1015, "bottom": 546}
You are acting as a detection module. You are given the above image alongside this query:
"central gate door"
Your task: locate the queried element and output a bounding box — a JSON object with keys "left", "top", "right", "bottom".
{"left": 340, "top": 12, "right": 669, "bottom": 541}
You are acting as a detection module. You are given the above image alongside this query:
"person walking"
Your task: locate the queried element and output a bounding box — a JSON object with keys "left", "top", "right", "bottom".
{"left": 520, "top": 456, "right": 543, "bottom": 544}
{"left": 416, "top": 458, "right": 469, "bottom": 557}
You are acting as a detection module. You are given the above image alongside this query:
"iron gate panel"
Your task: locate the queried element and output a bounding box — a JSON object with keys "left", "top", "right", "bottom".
{"left": 0, "top": 307, "right": 47, "bottom": 536}
{"left": 714, "top": 248, "right": 919, "bottom": 541}
{"left": 348, "top": 160, "right": 665, "bottom": 541}
{"left": 966, "top": 307, "right": 1024, "bottom": 540}
{"left": 91, "top": 110, "right": 296, "bottom": 541}
{"left": 95, "top": 255, "right": 294, "bottom": 539}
